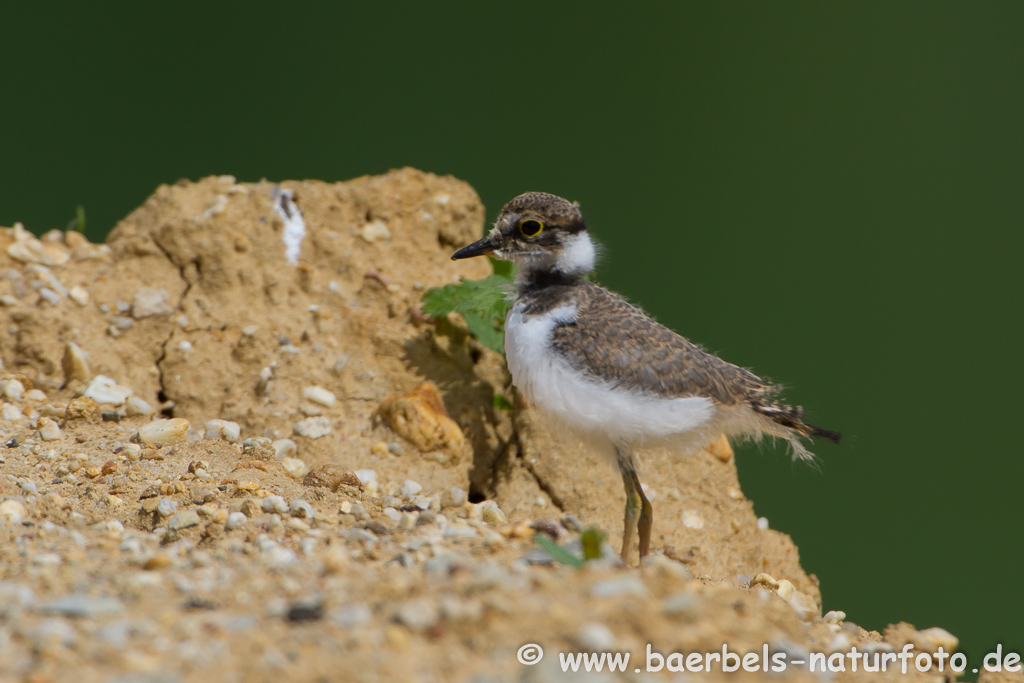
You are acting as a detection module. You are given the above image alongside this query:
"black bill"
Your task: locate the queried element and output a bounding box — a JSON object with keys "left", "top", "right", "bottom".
{"left": 450, "top": 237, "right": 498, "bottom": 261}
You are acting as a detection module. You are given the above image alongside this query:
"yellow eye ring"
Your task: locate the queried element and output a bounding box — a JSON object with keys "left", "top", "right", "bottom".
{"left": 519, "top": 219, "right": 544, "bottom": 237}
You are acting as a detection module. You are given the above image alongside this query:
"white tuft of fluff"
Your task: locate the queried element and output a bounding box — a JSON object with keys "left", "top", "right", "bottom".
{"left": 272, "top": 187, "right": 305, "bottom": 265}
{"left": 555, "top": 233, "right": 597, "bottom": 276}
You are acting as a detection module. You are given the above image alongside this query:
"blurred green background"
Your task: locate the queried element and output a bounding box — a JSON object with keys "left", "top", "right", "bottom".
{"left": 5, "top": 1, "right": 1021, "bottom": 671}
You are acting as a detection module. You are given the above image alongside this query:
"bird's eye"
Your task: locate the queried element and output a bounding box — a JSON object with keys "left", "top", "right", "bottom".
{"left": 519, "top": 219, "right": 544, "bottom": 237}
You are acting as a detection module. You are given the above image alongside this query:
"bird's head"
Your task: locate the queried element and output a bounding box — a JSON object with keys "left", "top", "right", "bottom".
{"left": 451, "top": 192, "right": 596, "bottom": 278}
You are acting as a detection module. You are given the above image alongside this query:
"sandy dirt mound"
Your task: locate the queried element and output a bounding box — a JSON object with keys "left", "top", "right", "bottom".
{"left": 0, "top": 170, "right": 969, "bottom": 682}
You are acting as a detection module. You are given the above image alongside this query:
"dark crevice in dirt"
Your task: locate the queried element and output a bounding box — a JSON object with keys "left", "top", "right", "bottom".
{"left": 150, "top": 234, "right": 195, "bottom": 419}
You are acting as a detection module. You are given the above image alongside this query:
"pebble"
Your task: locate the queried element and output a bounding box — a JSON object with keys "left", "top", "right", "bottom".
{"left": 303, "top": 463, "right": 360, "bottom": 490}
{"left": 281, "top": 457, "right": 309, "bottom": 479}
{"left": 84, "top": 375, "right": 133, "bottom": 406}
{"left": 393, "top": 598, "right": 439, "bottom": 632}
{"left": 261, "top": 496, "right": 288, "bottom": 514}
{"left": 575, "top": 622, "right": 617, "bottom": 651}
{"left": 125, "top": 396, "right": 154, "bottom": 416}
{"left": 441, "top": 486, "right": 468, "bottom": 508}
{"left": 400, "top": 479, "right": 422, "bottom": 497}
{"left": 62, "top": 342, "right": 92, "bottom": 384}
{"left": 443, "top": 526, "right": 478, "bottom": 539}
{"left": 40, "top": 287, "right": 61, "bottom": 305}
{"left": 156, "top": 499, "right": 178, "bottom": 517}
{"left": 225, "top": 511, "right": 247, "bottom": 530}
{"left": 823, "top": 610, "right": 846, "bottom": 624}
{"left": 3, "top": 379, "right": 24, "bottom": 400}
{"left": 383, "top": 508, "right": 402, "bottom": 523}
{"left": 590, "top": 575, "right": 648, "bottom": 599}
{"left": 68, "top": 284, "right": 89, "bottom": 306}
{"left": 272, "top": 438, "right": 297, "bottom": 460}
{"left": 30, "top": 618, "right": 76, "bottom": 650}
{"left": 293, "top": 416, "right": 331, "bottom": 439}
{"left": 1, "top": 499, "right": 27, "bottom": 524}
{"left": 205, "top": 419, "right": 241, "bottom": 443}
{"left": 168, "top": 510, "right": 201, "bottom": 531}
{"left": 132, "top": 287, "right": 173, "bottom": 318}
{"left": 289, "top": 498, "right": 315, "bottom": 519}
{"left": 360, "top": 219, "right": 392, "bottom": 243}
{"left": 661, "top": 592, "right": 700, "bottom": 617}
{"left": 681, "top": 510, "right": 704, "bottom": 529}
{"left": 138, "top": 418, "right": 190, "bottom": 446}
{"left": 37, "top": 594, "right": 125, "bottom": 617}
{"left": 479, "top": 500, "right": 507, "bottom": 525}
{"left": 241, "top": 437, "right": 274, "bottom": 460}
{"left": 378, "top": 382, "right": 467, "bottom": 456}
{"left": 302, "top": 385, "right": 336, "bottom": 408}
{"left": 757, "top": 517, "right": 769, "bottom": 530}
{"left": 910, "top": 627, "right": 958, "bottom": 654}
{"left": 330, "top": 603, "right": 372, "bottom": 629}
{"left": 38, "top": 417, "right": 62, "bottom": 441}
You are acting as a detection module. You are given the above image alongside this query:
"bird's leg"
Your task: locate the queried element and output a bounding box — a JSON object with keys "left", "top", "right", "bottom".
{"left": 630, "top": 466, "right": 653, "bottom": 558}
{"left": 616, "top": 447, "right": 653, "bottom": 562}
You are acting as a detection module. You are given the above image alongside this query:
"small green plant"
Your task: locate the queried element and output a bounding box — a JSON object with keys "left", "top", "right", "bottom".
{"left": 421, "top": 256, "right": 515, "bottom": 355}
{"left": 533, "top": 526, "right": 608, "bottom": 568}
{"left": 66, "top": 205, "right": 86, "bottom": 233}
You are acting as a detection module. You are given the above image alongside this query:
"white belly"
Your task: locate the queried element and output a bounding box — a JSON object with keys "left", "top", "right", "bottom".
{"left": 504, "top": 303, "right": 715, "bottom": 447}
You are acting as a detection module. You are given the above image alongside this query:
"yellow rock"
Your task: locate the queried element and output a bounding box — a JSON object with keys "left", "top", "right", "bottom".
{"left": 378, "top": 382, "right": 468, "bottom": 464}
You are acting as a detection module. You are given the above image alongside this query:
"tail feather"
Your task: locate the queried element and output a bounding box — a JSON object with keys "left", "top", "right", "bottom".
{"left": 750, "top": 400, "right": 841, "bottom": 445}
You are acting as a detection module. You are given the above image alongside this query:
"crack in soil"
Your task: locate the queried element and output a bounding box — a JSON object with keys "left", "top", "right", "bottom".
{"left": 150, "top": 234, "right": 195, "bottom": 418}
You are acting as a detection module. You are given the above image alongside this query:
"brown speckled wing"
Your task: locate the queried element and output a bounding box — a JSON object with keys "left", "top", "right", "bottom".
{"left": 546, "top": 282, "right": 771, "bottom": 404}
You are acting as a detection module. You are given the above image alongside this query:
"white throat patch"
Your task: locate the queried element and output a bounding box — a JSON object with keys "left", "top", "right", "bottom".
{"left": 555, "top": 233, "right": 596, "bottom": 276}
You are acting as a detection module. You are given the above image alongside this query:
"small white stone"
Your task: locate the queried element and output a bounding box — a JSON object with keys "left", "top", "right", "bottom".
{"left": 394, "top": 599, "right": 439, "bottom": 632}
{"left": 360, "top": 220, "right": 392, "bottom": 243}
{"left": 272, "top": 438, "right": 296, "bottom": 460}
{"left": 24, "top": 389, "right": 47, "bottom": 402}
{"left": 39, "top": 288, "right": 60, "bottom": 305}
{"left": 131, "top": 287, "right": 172, "bottom": 319}
{"left": 910, "top": 627, "right": 958, "bottom": 655}
{"left": 0, "top": 499, "right": 27, "bottom": 524}
{"left": 823, "top": 610, "right": 846, "bottom": 624}
{"left": 262, "top": 496, "right": 288, "bottom": 514}
{"left": 757, "top": 516, "right": 769, "bottom": 530}
{"left": 681, "top": 510, "right": 704, "bottom": 529}
{"left": 289, "top": 499, "right": 315, "bottom": 519}
{"left": 156, "top": 498, "right": 177, "bottom": 517}
{"left": 3, "top": 379, "right": 25, "bottom": 400}
{"left": 775, "top": 580, "right": 796, "bottom": 600}
{"left": 590, "top": 575, "right": 648, "bottom": 599}
{"left": 137, "top": 418, "right": 189, "bottom": 446}
{"left": 178, "top": 340, "right": 192, "bottom": 352}
{"left": 383, "top": 507, "right": 402, "bottom": 522}
{"left": 354, "top": 469, "right": 377, "bottom": 486}
{"left": 441, "top": 486, "right": 468, "bottom": 508}
{"left": 575, "top": 622, "right": 617, "bottom": 652}
{"left": 125, "top": 396, "right": 153, "bottom": 416}
{"left": 479, "top": 500, "right": 507, "bottom": 525}
{"left": 400, "top": 480, "right": 422, "bottom": 498}
{"left": 225, "top": 511, "right": 247, "bottom": 530}
{"left": 302, "top": 386, "right": 336, "bottom": 408}
{"left": 281, "top": 457, "right": 308, "bottom": 479}
{"left": 84, "top": 375, "right": 132, "bottom": 406}
{"left": 2, "top": 403, "right": 24, "bottom": 421}
{"left": 293, "top": 416, "right": 331, "bottom": 439}
{"left": 205, "top": 419, "right": 241, "bottom": 443}
{"left": 68, "top": 285, "right": 89, "bottom": 306}
{"left": 38, "top": 417, "right": 62, "bottom": 441}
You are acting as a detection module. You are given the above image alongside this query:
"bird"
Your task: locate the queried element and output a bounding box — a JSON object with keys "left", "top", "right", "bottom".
{"left": 450, "top": 192, "right": 840, "bottom": 563}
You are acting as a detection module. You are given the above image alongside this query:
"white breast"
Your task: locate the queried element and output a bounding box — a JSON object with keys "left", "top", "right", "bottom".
{"left": 505, "top": 302, "right": 716, "bottom": 448}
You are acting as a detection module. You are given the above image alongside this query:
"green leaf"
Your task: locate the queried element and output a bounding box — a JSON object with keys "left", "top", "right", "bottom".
{"left": 534, "top": 533, "right": 584, "bottom": 568}
{"left": 492, "top": 393, "right": 514, "bottom": 411}
{"left": 421, "top": 259, "right": 516, "bottom": 355}
{"left": 580, "top": 526, "right": 607, "bottom": 561}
